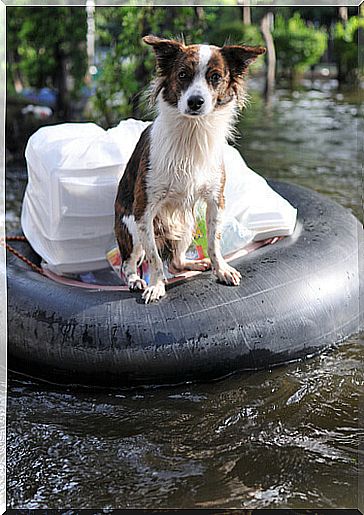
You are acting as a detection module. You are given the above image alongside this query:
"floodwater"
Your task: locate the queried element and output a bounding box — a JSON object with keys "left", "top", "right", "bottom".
{"left": 5, "top": 80, "right": 363, "bottom": 509}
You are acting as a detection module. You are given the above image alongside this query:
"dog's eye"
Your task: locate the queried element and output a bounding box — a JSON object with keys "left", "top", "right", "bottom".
{"left": 178, "top": 71, "right": 188, "bottom": 80}
{"left": 210, "top": 73, "right": 222, "bottom": 84}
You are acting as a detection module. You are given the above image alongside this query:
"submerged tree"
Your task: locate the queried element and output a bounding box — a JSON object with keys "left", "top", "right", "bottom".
{"left": 273, "top": 13, "right": 328, "bottom": 83}
{"left": 333, "top": 15, "right": 364, "bottom": 84}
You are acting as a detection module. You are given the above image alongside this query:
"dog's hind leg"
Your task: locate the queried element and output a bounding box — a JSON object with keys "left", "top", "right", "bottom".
{"left": 168, "top": 219, "right": 211, "bottom": 274}
{"left": 169, "top": 231, "right": 211, "bottom": 274}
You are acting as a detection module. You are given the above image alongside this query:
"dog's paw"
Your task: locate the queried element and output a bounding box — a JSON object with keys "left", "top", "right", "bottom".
{"left": 214, "top": 264, "right": 241, "bottom": 286}
{"left": 142, "top": 281, "right": 166, "bottom": 304}
{"left": 128, "top": 275, "right": 147, "bottom": 291}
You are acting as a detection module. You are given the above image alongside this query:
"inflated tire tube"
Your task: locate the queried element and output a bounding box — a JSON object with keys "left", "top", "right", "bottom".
{"left": 7, "top": 181, "right": 363, "bottom": 387}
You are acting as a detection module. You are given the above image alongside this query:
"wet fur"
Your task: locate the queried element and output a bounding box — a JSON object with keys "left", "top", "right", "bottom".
{"left": 115, "top": 36, "right": 265, "bottom": 303}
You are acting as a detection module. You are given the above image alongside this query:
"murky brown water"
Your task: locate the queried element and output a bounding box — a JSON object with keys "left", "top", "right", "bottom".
{"left": 6, "top": 80, "right": 363, "bottom": 509}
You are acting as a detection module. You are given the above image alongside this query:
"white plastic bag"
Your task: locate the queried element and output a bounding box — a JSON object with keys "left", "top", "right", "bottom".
{"left": 221, "top": 145, "right": 297, "bottom": 254}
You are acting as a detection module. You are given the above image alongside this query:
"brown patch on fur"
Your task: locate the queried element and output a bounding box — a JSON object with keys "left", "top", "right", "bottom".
{"left": 115, "top": 202, "right": 124, "bottom": 216}
{"left": 115, "top": 219, "right": 133, "bottom": 262}
{"left": 164, "top": 51, "right": 200, "bottom": 106}
{"left": 143, "top": 36, "right": 184, "bottom": 78}
{"left": 115, "top": 125, "right": 151, "bottom": 221}
{"left": 144, "top": 36, "right": 202, "bottom": 107}
{"left": 221, "top": 45, "right": 266, "bottom": 107}
{"left": 205, "top": 48, "right": 234, "bottom": 108}
{"left": 221, "top": 45, "right": 266, "bottom": 76}
{"left": 163, "top": 45, "right": 200, "bottom": 106}
{"left": 134, "top": 153, "right": 149, "bottom": 221}
{"left": 114, "top": 125, "right": 152, "bottom": 260}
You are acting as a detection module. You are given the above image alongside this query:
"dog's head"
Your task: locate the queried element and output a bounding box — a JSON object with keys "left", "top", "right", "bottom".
{"left": 144, "top": 35, "right": 265, "bottom": 117}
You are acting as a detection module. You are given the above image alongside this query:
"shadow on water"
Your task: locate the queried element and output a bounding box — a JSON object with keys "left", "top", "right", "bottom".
{"left": 6, "top": 80, "right": 364, "bottom": 509}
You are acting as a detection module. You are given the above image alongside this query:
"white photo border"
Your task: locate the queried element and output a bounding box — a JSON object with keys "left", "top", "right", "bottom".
{"left": 0, "top": 2, "right": 362, "bottom": 513}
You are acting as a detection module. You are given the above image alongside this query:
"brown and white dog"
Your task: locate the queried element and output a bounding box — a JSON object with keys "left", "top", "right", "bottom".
{"left": 115, "top": 35, "right": 265, "bottom": 303}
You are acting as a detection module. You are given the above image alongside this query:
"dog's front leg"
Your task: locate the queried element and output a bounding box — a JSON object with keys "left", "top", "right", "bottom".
{"left": 206, "top": 200, "right": 241, "bottom": 286}
{"left": 137, "top": 215, "right": 166, "bottom": 303}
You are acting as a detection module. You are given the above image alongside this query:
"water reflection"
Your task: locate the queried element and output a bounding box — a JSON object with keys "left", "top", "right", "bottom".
{"left": 7, "top": 337, "right": 362, "bottom": 509}
{"left": 238, "top": 84, "right": 362, "bottom": 222}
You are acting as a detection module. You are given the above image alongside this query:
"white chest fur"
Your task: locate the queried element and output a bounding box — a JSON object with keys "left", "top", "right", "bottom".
{"left": 148, "top": 98, "right": 235, "bottom": 210}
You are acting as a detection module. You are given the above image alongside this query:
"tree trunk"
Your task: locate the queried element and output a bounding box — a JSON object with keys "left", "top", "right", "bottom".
{"left": 338, "top": 7, "right": 348, "bottom": 24}
{"left": 132, "top": 60, "right": 148, "bottom": 118}
{"left": 8, "top": 50, "right": 24, "bottom": 93}
{"left": 161, "top": 7, "right": 179, "bottom": 35}
{"left": 54, "top": 45, "right": 70, "bottom": 120}
{"left": 195, "top": 7, "right": 204, "bottom": 22}
{"left": 131, "top": 7, "right": 154, "bottom": 117}
{"left": 243, "top": 4, "right": 251, "bottom": 25}
{"left": 261, "top": 12, "right": 276, "bottom": 100}
{"left": 85, "top": 0, "right": 96, "bottom": 84}
{"left": 239, "top": 4, "right": 251, "bottom": 25}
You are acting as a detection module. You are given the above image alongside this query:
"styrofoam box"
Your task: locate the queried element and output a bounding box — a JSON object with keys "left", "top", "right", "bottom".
{"left": 22, "top": 120, "right": 151, "bottom": 274}
{"left": 22, "top": 196, "right": 115, "bottom": 273}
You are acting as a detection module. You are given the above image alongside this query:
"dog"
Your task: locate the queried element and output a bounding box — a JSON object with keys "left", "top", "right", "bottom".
{"left": 115, "top": 35, "right": 266, "bottom": 303}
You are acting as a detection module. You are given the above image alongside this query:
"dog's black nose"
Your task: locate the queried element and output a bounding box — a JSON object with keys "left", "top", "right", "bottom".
{"left": 187, "top": 95, "right": 205, "bottom": 111}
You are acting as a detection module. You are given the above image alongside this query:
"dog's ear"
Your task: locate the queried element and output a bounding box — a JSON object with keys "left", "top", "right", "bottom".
{"left": 221, "top": 45, "right": 266, "bottom": 77}
{"left": 143, "top": 35, "right": 183, "bottom": 75}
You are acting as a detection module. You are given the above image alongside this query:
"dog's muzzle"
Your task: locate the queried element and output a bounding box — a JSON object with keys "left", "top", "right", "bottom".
{"left": 187, "top": 95, "right": 205, "bottom": 114}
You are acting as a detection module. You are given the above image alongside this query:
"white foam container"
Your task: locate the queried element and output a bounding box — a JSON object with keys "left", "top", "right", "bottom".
{"left": 22, "top": 120, "right": 150, "bottom": 273}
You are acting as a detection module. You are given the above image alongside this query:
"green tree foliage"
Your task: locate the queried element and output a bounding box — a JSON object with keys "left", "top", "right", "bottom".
{"left": 7, "top": 7, "right": 87, "bottom": 118}
{"left": 273, "top": 13, "right": 328, "bottom": 78}
{"left": 208, "top": 19, "right": 264, "bottom": 47}
{"left": 92, "top": 7, "right": 217, "bottom": 126}
{"left": 333, "top": 16, "right": 364, "bottom": 83}
{"left": 205, "top": 6, "right": 263, "bottom": 46}
{"left": 208, "top": 20, "right": 265, "bottom": 75}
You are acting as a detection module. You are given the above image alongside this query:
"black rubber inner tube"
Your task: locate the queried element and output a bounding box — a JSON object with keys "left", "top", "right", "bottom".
{"left": 6, "top": 181, "right": 363, "bottom": 387}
